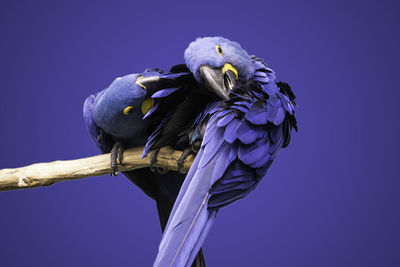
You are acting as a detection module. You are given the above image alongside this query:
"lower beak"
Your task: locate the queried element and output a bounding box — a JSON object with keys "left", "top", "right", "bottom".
{"left": 199, "top": 64, "right": 238, "bottom": 100}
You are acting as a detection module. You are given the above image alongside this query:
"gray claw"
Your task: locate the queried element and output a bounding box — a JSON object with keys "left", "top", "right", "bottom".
{"left": 110, "top": 142, "right": 124, "bottom": 176}
{"left": 117, "top": 144, "right": 124, "bottom": 164}
{"left": 149, "top": 149, "right": 160, "bottom": 172}
{"left": 177, "top": 148, "right": 193, "bottom": 173}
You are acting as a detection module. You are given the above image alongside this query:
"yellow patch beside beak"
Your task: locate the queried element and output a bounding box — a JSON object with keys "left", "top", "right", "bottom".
{"left": 135, "top": 75, "right": 146, "bottom": 89}
{"left": 141, "top": 98, "right": 154, "bottom": 115}
{"left": 222, "top": 63, "right": 238, "bottom": 80}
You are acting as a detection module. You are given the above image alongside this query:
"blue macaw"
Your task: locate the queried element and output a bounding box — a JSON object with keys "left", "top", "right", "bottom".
{"left": 83, "top": 69, "right": 207, "bottom": 266}
{"left": 143, "top": 37, "right": 297, "bottom": 267}
{"left": 83, "top": 70, "right": 158, "bottom": 174}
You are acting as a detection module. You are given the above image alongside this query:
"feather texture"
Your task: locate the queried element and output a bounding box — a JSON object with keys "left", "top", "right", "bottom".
{"left": 83, "top": 69, "right": 209, "bottom": 267}
{"left": 153, "top": 59, "right": 297, "bottom": 266}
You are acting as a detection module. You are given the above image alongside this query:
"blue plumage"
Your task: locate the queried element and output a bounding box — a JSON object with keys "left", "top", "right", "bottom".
{"left": 83, "top": 70, "right": 186, "bottom": 221}
{"left": 83, "top": 89, "right": 108, "bottom": 152}
{"left": 151, "top": 37, "right": 297, "bottom": 267}
{"left": 184, "top": 37, "right": 255, "bottom": 82}
{"left": 92, "top": 74, "right": 148, "bottom": 140}
{"left": 83, "top": 68, "right": 208, "bottom": 267}
{"left": 82, "top": 36, "right": 296, "bottom": 267}
{"left": 152, "top": 88, "right": 180, "bottom": 98}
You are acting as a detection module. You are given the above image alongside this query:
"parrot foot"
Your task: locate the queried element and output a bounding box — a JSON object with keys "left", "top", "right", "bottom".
{"left": 110, "top": 142, "right": 124, "bottom": 176}
{"left": 149, "top": 149, "right": 169, "bottom": 174}
{"left": 149, "top": 149, "right": 160, "bottom": 172}
{"left": 177, "top": 147, "right": 193, "bottom": 173}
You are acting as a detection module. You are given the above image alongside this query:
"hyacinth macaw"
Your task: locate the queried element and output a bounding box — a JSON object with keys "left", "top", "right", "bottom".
{"left": 143, "top": 37, "right": 297, "bottom": 267}
{"left": 83, "top": 69, "right": 206, "bottom": 267}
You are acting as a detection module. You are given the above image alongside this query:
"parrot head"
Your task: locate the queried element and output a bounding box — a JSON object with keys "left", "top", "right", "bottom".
{"left": 184, "top": 36, "right": 255, "bottom": 99}
{"left": 93, "top": 74, "right": 154, "bottom": 138}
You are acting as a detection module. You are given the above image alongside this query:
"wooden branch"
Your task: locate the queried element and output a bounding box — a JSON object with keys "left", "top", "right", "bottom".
{"left": 0, "top": 147, "right": 194, "bottom": 191}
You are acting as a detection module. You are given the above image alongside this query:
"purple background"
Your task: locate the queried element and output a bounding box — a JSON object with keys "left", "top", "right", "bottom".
{"left": 0, "top": 0, "right": 399, "bottom": 266}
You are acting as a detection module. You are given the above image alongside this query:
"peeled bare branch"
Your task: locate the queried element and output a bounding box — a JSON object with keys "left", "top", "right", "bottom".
{"left": 0, "top": 147, "right": 194, "bottom": 191}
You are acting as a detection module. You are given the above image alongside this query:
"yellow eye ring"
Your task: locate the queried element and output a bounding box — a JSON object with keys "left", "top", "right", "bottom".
{"left": 216, "top": 45, "right": 223, "bottom": 56}
{"left": 123, "top": 106, "right": 134, "bottom": 115}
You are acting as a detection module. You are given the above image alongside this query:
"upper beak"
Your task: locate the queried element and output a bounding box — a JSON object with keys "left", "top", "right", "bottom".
{"left": 199, "top": 63, "right": 238, "bottom": 100}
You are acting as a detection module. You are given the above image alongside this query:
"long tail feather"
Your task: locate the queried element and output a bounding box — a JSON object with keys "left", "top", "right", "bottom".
{"left": 154, "top": 154, "right": 217, "bottom": 267}
{"left": 154, "top": 192, "right": 216, "bottom": 267}
{"left": 171, "top": 191, "right": 209, "bottom": 265}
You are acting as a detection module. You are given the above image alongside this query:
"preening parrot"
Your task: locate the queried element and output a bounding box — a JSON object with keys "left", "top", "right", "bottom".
{"left": 142, "top": 37, "right": 298, "bottom": 267}
{"left": 83, "top": 69, "right": 208, "bottom": 267}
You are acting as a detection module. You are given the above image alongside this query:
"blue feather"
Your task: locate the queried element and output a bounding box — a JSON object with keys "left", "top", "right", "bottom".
{"left": 223, "top": 118, "right": 241, "bottom": 143}
{"left": 245, "top": 103, "right": 269, "bottom": 125}
{"left": 159, "top": 72, "right": 189, "bottom": 79}
{"left": 210, "top": 143, "right": 238, "bottom": 181}
{"left": 238, "top": 139, "right": 268, "bottom": 165}
{"left": 143, "top": 102, "right": 160, "bottom": 119}
{"left": 253, "top": 76, "right": 270, "bottom": 84}
{"left": 152, "top": 87, "right": 180, "bottom": 98}
{"left": 198, "top": 131, "right": 225, "bottom": 168}
{"left": 202, "top": 123, "right": 220, "bottom": 146}
{"left": 215, "top": 109, "right": 231, "bottom": 118}
{"left": 237, "top": 122, "right": 260, "bottom": 144}
{"left": 216, "top": 112, "right": 236, "bottom": 127}
{"left": 254, "top": 71, "right": 268, "bottom": 78}
{"left": 231, "top": 105, "right": 248, "bottom": 113}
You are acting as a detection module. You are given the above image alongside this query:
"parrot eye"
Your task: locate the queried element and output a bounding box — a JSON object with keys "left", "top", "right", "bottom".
{"left": 216, "top": 45, "right": 223, "bottom": 56}
{"left": 123, "top": 106, "right": 134, "bottom": 115}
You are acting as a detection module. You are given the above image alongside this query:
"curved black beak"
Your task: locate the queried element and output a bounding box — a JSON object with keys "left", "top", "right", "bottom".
{"left": 199, "top": 63, "right": 238, "bottom": 100}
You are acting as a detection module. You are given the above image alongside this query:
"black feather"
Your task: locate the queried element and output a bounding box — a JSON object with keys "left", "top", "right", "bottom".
{"left": 145, "top": 74, "right": 216, "bottom": 152}
{"left": 276, "top": 81, "right": 298, "bottom": 147}
{"left": 169, "top": 64, "right": 191, "bottom": 73}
